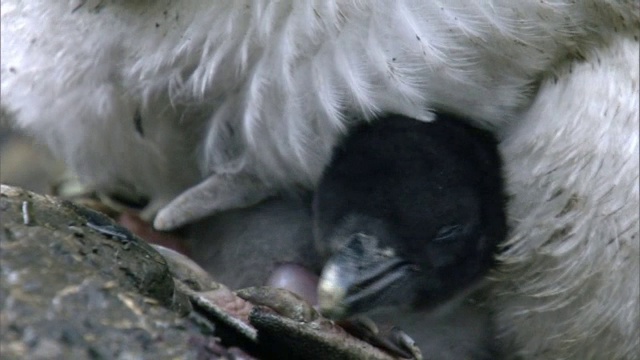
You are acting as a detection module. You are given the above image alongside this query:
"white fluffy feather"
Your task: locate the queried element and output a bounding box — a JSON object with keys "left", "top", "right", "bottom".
{"left": 497, "top": 34, "right": 639, "bottom": 359}
{"left": 2, "top": 1, "right": 638, "bottom": 358}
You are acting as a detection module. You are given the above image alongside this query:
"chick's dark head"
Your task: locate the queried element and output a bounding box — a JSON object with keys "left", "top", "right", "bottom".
{"left": 313, "top": 114, "right": 506, "bottom": 320}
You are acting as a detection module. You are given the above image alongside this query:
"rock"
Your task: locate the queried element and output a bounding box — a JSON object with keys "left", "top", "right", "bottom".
{"left": 0, "top": 185, "right": 232, "bottom": 359}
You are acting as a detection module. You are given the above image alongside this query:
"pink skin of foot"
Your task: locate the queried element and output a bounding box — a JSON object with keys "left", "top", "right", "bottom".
{"left": 266, "top": 263, "right": 319, "bottom": 306}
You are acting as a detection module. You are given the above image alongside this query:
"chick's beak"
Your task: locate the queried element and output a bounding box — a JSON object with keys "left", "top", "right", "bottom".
{"left": 317, "top": 234, "right": 415, "bottom": 319}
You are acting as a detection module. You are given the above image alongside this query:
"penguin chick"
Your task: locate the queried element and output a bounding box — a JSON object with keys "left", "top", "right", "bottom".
{"left": 314, "top": 113, "right": 506, "bottom": 319}
{"left": 184, "top": 194, "right": 502, "bottom": 358}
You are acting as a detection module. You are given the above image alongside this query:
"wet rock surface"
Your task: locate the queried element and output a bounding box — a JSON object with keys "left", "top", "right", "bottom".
{"left": 1, "top": 185, "right": 415, "bottom": 360}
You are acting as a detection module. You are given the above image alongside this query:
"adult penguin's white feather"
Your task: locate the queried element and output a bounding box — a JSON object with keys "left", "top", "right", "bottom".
{"left": 1, "top": 1, "right": 638, "bottom": 358}
{"left": 4, "top": 1, "right": 635, "bottom": 200}
{"left": 495, "top": 35, "right": 639, "bottom": 359}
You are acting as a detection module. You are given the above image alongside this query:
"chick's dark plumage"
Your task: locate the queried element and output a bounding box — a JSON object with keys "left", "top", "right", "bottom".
{"left": 313, "top": 113, "right": 506, "bottom": 318}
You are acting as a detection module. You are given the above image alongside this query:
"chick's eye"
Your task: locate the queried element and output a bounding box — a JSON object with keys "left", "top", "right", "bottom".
{"left": 433, "top": 224, "right": 467, "bottom": 243}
